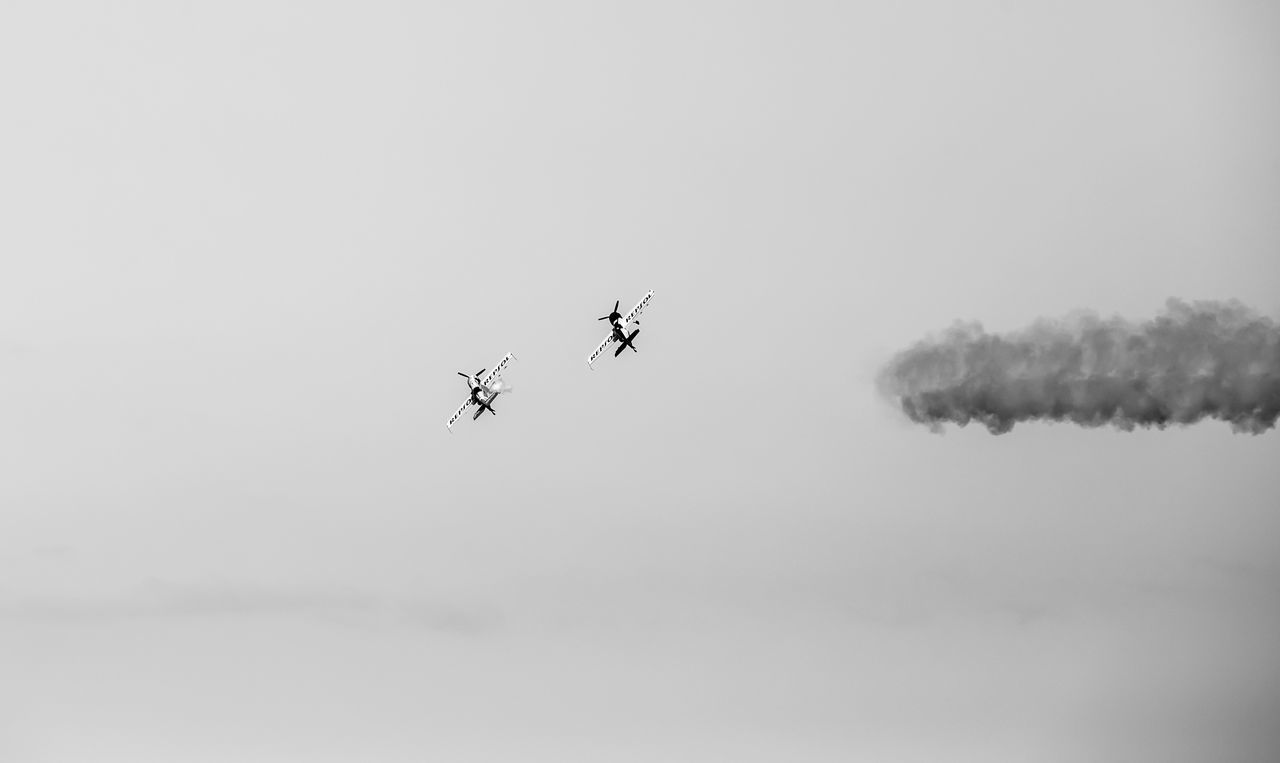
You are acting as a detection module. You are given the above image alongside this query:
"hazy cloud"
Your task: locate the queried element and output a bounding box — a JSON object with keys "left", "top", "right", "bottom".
{"left": 0, "top": 581, "right": 500, "bottom": 635}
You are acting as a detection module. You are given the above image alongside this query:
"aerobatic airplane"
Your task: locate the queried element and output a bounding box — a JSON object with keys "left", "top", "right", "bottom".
{"left": 588, "top": 290, "right": 653, "bottom": 368}
{"left": 447, "top": 352, "right": 516, "bottom": 431}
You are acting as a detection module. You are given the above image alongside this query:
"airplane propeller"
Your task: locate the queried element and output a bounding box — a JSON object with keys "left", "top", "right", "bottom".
{"left": 597, "top": 300, "right": 622, "bottom": 323}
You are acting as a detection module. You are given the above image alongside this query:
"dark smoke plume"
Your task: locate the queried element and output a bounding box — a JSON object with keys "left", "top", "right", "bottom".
{"left": 878, "top": 299, "right": 1280, "bottom": 434}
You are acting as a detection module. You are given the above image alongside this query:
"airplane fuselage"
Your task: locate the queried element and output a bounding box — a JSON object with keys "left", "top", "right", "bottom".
{"left": 461, "top": 372, "right": 494, "bottom": 397}
{"left": 468, "top": 383, "right": 496, "bottom": 405}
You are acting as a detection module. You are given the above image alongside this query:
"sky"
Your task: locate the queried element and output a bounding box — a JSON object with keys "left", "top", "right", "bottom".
{"left": 2, "top": 1, "right": 1279, "bottom": 761}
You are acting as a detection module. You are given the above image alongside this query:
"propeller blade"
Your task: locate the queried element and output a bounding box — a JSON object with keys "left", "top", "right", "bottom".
{"left": 614, "top": 300, "right": 620, "bottom": 312}
{"left": 597, "top": 315, "right": 609, "bottom": 321}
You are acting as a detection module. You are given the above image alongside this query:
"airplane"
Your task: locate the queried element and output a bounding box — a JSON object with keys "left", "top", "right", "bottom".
{"left": 588, "top": 290, "right": 653, "bottom": 368}
{"left": 447, "top": 352, "right": 516, "bottom": 431}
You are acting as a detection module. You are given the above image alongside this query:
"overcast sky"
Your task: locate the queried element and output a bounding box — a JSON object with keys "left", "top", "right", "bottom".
{"left": 2, "top": 1, "right": 1279, "bottom": 761}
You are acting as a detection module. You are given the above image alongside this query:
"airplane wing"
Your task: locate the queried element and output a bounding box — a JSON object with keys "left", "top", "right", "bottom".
{"left": 446, "top": 397, "right": 474, "bottom": 431}
{"left": 587, "top": 332, "right": 615, "bottom": 367}
{"left": 621, "top": 290, "right": 654, "bottom": 326}
{"left": 479, "top": 353, "right": 515, "bottom": 389}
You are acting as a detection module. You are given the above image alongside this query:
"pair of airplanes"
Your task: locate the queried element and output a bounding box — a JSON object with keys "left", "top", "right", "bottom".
{"left": 447, "top": 290, "right": 654, "bottom": 431}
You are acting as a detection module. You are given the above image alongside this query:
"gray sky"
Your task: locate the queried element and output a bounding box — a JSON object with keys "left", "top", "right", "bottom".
{"left": 2, "top": 1, "right": 1279, "bottom": 761}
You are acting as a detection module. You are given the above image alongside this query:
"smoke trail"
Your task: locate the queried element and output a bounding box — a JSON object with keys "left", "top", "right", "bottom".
{"left": 878, "top": 299, "right": 1280, "bottom": 434}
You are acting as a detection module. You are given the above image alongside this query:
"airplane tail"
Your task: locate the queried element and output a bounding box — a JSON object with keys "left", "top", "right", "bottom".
{"left": 471, "top": 392, "right": 500, "bottom": 420}
{"left": 613, "top": 329, "right": 640, "bottom": 357}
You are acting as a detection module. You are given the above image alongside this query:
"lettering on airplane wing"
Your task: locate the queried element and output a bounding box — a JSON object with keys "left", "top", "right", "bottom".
{"left": 587, "top": 333, "right": 615, "bottom": 366}
{"left": 622, "top": 290, "right": 653, "bottom": 326}
{"left": 480, "top": 353, "right": 515, "bottom": 388}
{"left": 447, "top": 398, "right": 474, "bottom": 430}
